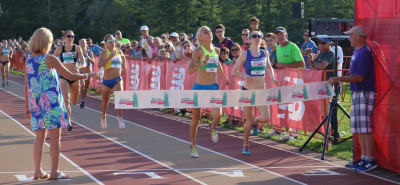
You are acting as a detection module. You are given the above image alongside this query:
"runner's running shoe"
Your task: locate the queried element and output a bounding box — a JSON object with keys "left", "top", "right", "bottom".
{"left": 243, "top": 146, "right": 250, "bottom": 155}
{"left": 356, "top": 159, "right": 377, "bottom": 172}
{"left": 266, "top": 129, "right": 283, "bottom": 137}
{"left": 252, "top": 124, "right": 259, "bottom": 136}
{"left": 67, "top": 124, "right": 73, "bottom": 131}
{"left": 80, "top": 101, "right": 85, "bottom": 109}
{"left": 211, "top": 129, "right": 218, "bottom": 143}
{"left": 117, "top": 117, "right": 125, "bottom": 129}
{"left": 101, "top": 118, "right": 107, "bottom": 129}
{"left": 348, "top": 159, "right": 365, "bottom": 171}
{"left": 190, "top": 145, "right": 199, "bottom": 158}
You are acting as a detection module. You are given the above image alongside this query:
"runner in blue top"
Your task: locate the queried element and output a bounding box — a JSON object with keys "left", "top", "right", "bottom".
{"left": 25, "top": 27, "right": 98, "bottom": 180}
{"left": 232, "top": 30, "right": 279, "bottom": 155}
{"left": 187, "top": 26, "right": 230, "bottom": 158}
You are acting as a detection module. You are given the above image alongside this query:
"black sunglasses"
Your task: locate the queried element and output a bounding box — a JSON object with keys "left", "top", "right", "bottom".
{"left": 164, "top": 45, "right": 170, "bottom": 48}
{"left": 231, "top": 49, "right": 239, "bottom": 51}
{"left": 242, "top": 34, "right": 248, "bottom": 36}
{"left": 66, "top": 35, "right": 74, "bottom": 38}
{"left": 251, "top": 35, "right": 261, "bottom": 38}
{"left": 319, "top": 41, "right": 328, "bottom": 44}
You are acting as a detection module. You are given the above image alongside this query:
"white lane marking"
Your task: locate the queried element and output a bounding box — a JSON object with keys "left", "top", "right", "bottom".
{"left": 113, "top": 172, "right": 164, "bottom": 179}
{"left": 81, "top": 106, "right": 307, "bottom": 185}
{"left": 206, "top": 170, "right": 246, "bottom": 177}
{"left": 0, "top": 86, "right": 206, "bottom": 185}
{"left": 0, "top": 108, "right": 104, "bottom": 184}
{"left": 71, "top": 119, "right": 207, "bottom": 185}
{"left": 15, "top": 175, "right": 32, "bottom": 181}
{"left": 303, "top": 169, "right": 346, "bottom": 176}
{"left": 5, "top": 78, "right": 400, "bottom": 185}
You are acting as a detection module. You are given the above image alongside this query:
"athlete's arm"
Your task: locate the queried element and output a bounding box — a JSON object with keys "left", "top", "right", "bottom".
{"left": 87, "top": 51, "right": 95, "bottom": 65}
{"left": 75, "top": 45, "right": 86, "bottom": 68}
{"left": 118, "top": 50, "right": 127, "bottom": 76}
{"left": 188, "top": 47, "right": 207, "bottom": 74}
{"left": 231, "top": 51, "right": 248, "bottom": 78}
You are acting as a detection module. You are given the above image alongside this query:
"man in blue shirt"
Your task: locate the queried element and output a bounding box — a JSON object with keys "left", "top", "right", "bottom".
{"left": 87, "top": 38, "right": 101, "bottom": 56}
{"left": 301, "top": 30, "right": 318, "bottom": 69}
{"left": 329, "top": 26, "right": 377, "bottom": 172}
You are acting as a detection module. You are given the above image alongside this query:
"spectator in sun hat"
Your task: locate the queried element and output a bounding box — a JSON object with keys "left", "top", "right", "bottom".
{"left": 140, "top": 25, "right": 152, "bottom": 58}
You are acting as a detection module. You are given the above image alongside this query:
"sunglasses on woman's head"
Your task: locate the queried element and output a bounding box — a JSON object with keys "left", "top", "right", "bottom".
{"left": 66, "top": 35, "right": 74, "bottom": 38}
{"left": 107, "top": 39, "right": 115, "bottom": 43}
{"left": 251, "top": 35, "right": 261, "bottom": 38}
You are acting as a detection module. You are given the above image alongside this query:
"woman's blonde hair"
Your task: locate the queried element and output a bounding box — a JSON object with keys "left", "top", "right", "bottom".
{"left": 195, "top": 26, "right": 210, "bottom": 46}
{"left": 28, "top": 27, "right": 53, "bottom": 54}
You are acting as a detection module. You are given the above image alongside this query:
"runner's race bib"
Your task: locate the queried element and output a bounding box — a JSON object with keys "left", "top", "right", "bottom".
{"left": 111, "top": 56, "right": 121, "bottom": 68}
{"left": 251, "top": 57, "right": 266, "bottom": 75}
{"left": 2, "top": 49, "right": 10, "bottom": 55}
{"left": 62, "top": 52, "right": 76, "bottom": 64}
{"left": 206, "top": 56, "right": 218, "bottom": 72}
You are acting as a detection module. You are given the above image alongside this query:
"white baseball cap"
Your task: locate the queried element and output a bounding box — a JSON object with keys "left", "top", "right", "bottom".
{"left": 140, "top": 25, "right": 149, "bottom": 31}
{"left": 170, "top": 32, "right": 179, "bottom": 37}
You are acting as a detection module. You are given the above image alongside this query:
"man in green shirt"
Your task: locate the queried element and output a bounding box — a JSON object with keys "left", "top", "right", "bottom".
{"left": 275, "top": 27, "right": 304, "bottom": 69}
{"left": 270, "top": 27, "right": 304, "bottom": 141}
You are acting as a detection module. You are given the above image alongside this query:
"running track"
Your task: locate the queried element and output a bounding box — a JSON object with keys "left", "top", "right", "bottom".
{"left": 0, "top": 74, "right": 399, "bottom": 185}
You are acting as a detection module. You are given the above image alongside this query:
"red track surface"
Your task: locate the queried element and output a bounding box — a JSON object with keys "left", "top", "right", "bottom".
{"left": 1, "top": 74, "right": 398, "bottom": 185}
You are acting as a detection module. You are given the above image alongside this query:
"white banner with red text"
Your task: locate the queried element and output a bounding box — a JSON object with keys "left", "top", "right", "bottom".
{"left": 114, "top": 81, "right": 334, "bottom": 109}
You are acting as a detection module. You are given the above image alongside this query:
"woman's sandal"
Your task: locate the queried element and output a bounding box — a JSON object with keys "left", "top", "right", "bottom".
{"left": 33, "top": 172, "right": 49, "bottom": 180}
{"left": 48, "top": 172, "right": 70, "bottom": 180}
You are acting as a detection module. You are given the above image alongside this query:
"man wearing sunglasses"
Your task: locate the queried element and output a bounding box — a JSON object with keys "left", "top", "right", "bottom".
{"left": 308, "top": 38, "right": 335, "bottom": 79}
{"left": 301, "top": 30, "right": 318, "bottom": 69}
{"left": 273, "top": 26, "right": 304, "bottom": 141}
{"left": 87, "top": 38, "right": 101, "bottom": 56}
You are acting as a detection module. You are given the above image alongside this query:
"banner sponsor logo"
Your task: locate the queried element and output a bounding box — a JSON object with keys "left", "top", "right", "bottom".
{"left": 119, "top": 98, "right": 134, "bottom": 106}
{"left": 150, "top": 92, "right": 169, "bottom": 107}
{"left": 239, "top": 92, "right": 256, "bottom": 105}
{"left": 267, "top": 89, "right": 282, "bottom": 103}
{"left": 210, "top": 92, "right": 227, "bottom": 106}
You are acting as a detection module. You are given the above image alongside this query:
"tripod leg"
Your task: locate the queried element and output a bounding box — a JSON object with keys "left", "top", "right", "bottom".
{"left": 337, "top": 104, "right": 350, "bottom": 118}
{"left": 321, "top": 103, "right": 334, "bottom": 160}
{"left": 299, "top": 115, "right": 328, "bottom": 152}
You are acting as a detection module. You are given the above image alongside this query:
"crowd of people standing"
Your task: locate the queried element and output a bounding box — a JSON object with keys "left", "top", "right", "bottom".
{"left": 2, "top": 15, "right": 377, "bottom": 182}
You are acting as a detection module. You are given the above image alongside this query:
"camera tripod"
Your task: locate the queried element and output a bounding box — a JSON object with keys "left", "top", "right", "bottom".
{"left": 299, "top": 39, "right": 351, "bottom": 160}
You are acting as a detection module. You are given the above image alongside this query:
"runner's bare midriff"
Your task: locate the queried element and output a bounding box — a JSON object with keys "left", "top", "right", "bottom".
{"left": 103, "top": 68, "right": 121, "bottom": 81}
{"left": 195, "top": 69, "right": 218, "bottom": 85}
{"left": 244, "top": 76, "right": 265, "bottom": 90}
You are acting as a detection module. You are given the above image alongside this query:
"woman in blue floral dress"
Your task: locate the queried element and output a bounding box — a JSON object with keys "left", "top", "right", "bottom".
{"left": 24, "top": 28, "right": 98, "bottom": 180}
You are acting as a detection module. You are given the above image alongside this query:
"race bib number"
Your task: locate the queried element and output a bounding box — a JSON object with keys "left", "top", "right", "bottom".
{"left": 206, "top": 56, "right": 218, "bottom": 72}
{"left": 2, "top": 49, "right": 10, "bottom": 55}
{"left": 62, "top": 52, "right": 75, "bottom": 64}
{"left": 111, "top": 56, "right": 121, "bottom": 68}
{"left": 251, "top": 58, "right": 266, "bottom": 75}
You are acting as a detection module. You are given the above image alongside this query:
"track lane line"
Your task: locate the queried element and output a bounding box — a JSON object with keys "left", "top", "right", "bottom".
{"left": 4, "top": 77, "right": 400, "bottom": 185}
{"left": 0, "top": 109, "right": 105, "bottom": 185}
